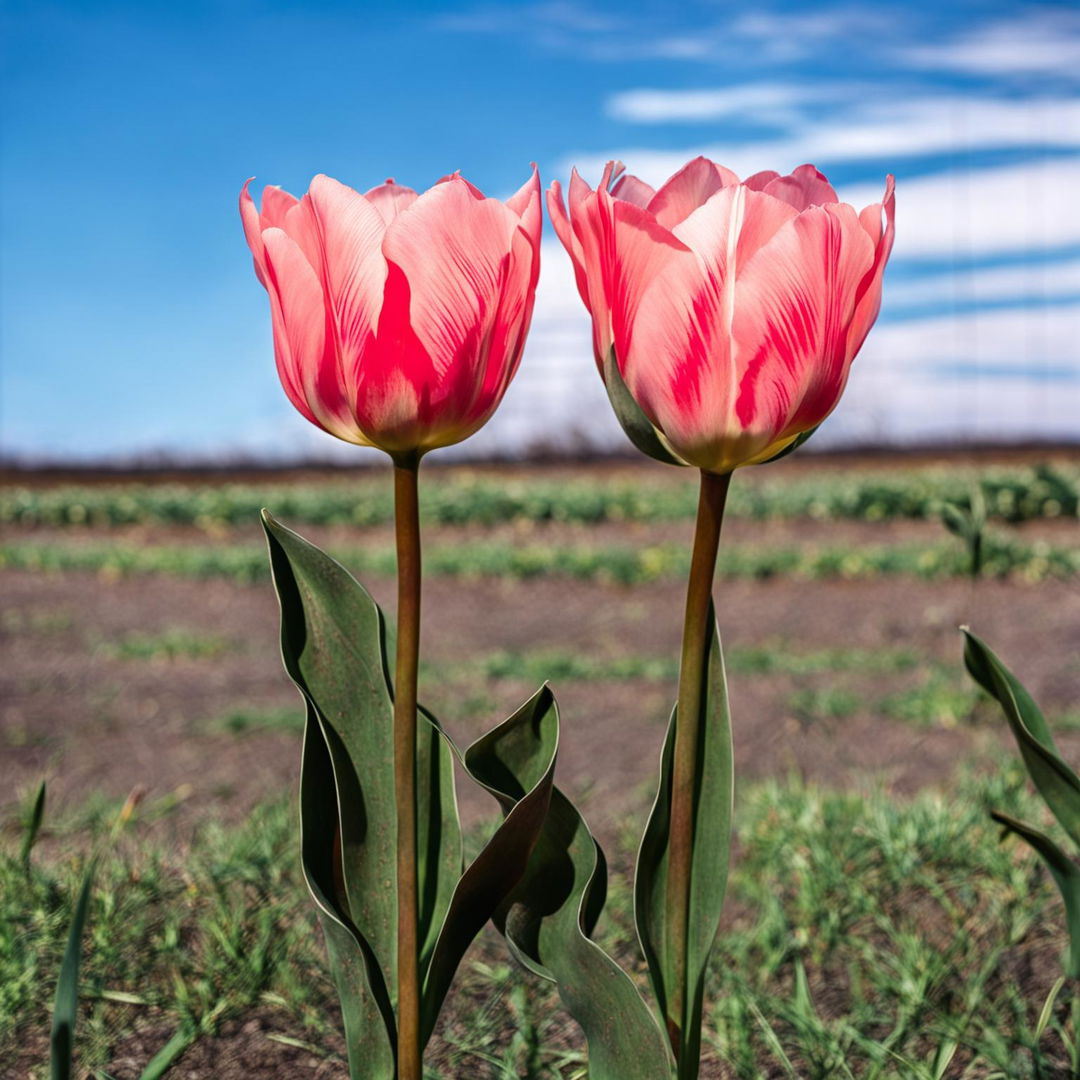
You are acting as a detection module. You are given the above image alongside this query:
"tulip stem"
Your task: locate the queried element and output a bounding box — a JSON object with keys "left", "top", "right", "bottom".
{"left": 393, "top": 461, "right": 422, "bottom": 1080}
{"left": 666, "top": 468, "right": 731, "bottom": 1062}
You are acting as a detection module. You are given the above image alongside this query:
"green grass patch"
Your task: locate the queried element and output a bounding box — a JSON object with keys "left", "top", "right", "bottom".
{"left": 3, "top": 533, "right": 1076, "bottom": 584}
{"left": 3, "top": 768, "right": 1073, "bottom": 1077}
{"left": 198, "top": 707, "right": 305, "bottom": 736}
{"left": 98, "top": 628, "right": 234, "bottom": 662}
{"left": 433, "top": 644, "right": 919, "bottom": 688}
{"left": 3, "top": 462, "right": 1076, "bottom": 528}
{"left": 1, "top": 608, "right": 73, "bottom": 635}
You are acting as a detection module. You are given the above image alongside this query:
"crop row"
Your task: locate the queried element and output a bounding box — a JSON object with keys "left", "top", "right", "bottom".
{"left": 2, "top": 534, "right": 1075, "bottom": 584}
{"left": 2, "top": 462, "right": 1076, "bottom": 528}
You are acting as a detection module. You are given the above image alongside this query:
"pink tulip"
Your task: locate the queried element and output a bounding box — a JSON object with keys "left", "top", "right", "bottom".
{"left": 548, "top": 157, "right": 895, "bottom": 473}
{"left": 241, "top": 168, "right": 541, "bottom": 458}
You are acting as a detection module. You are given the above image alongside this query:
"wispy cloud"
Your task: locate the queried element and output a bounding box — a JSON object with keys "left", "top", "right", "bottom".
{"left": 885, "top": 259, "right": 1080, "bottom": 310}
{"left": 590, "top": 91, "right": 1080, "bottom": 165}
{"left": 901, "top": 9, "right": 1080, "bottom": 78}
{"left": 606, "top": 83, "right": 843, "bottom": 124}
{"left": 840, "top": 304, "right": 1080, "bottom": 444}
{"left": 727, "top": 7, "right": 897, "bottom": 63}
{"left": 433, "top": 2, "right": 909, "bottom": 63}
{"left": 844, "top": 157, "right": 1080, "bottom": 260}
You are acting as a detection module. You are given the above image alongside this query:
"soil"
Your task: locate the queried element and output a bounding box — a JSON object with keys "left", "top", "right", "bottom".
{"left": 2, "top": 457, "right": 1079, "bottom": 1079}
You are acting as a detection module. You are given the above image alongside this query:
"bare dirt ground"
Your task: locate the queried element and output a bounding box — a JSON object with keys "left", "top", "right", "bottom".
{"left": 3, "top": 519, "right": 1078, "bottom": 847}
{"left": 3, "top": 454, "right": 1079, "bottom": 1079}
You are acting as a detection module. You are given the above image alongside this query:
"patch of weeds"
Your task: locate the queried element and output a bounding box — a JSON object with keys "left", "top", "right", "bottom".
{"left": 98, "top": 629, "right": 234, "bottom": 662}
{"left": 1, "top": 608, "right": 73, "bottom": 635}
{"left": 199, "top": 707, "right": 303, "bottom": 736}
{"left": 4, "top": 770, "right": 1075, "bottom": 1077}
{"left": 881, "top": 671, "right": 983, "bottom": 728}
{"left": 787, "top": 686, "right": 861, "bottom": 726}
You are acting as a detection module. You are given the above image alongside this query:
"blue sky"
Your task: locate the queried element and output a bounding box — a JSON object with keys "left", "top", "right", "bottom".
{"left": 3, "top": 0, "right": 1078, "bottom": 462}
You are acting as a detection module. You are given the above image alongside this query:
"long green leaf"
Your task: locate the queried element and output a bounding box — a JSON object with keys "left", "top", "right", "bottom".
{"left": 472, "top": 704, "right": 674, "bottom": 1078}
{"left": 266, "top": 511, "right": 549, "bottom": 1071}
{"left": 50, "top": 858, "right": 96, "bottom": 1080}
{"left": 21, "top": 779, "right": 46, "bottom": 873}
{"left": 991, "top": 810, "right": 1080, "bottom": 978}
{"left": 963, "top": 628, "right": 1080, "bottom": 848}
{"left": 636, "top": 604, "right": 733, "bottom": 1077}
{"left": 137, "top": 1024, "right": 198, "bottom": 1080}
{"left": 419, "top": 686, "right": 558, "bottom": 1045}
{"left": 602, "top": 347, "right": 686, "bottom": 468}
{"left": 266, "top": 511, "right": 459, "bottom": 1077}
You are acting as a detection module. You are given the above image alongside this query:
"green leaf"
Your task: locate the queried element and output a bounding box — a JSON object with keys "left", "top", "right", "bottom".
{"left": 137, "top": 1024, "right": 198, "bottom": 1080}
{"left": 21, "top": 779, "right": 46, "bottom": 873}
{"left": 963, "top": 628, "right": 1080, "bottom": 848}
{"left": 266, "top": 511, "right": 550, "bottom": 1071}
{"left": 298, "top": 705, "right": 396, "bottom": 1075}
{"left": 602, "top": 348, "right": 686, "bottom": 468}
{"left": 51, "top": 857, "right": 96, "bottom": 1080}
{"left": 419, "top": 686, "right": 559, "bottom": 1045}
{"left": 475, "top": 695, "right": 675, "bottom": 1079}
{"left": 636, "top": 604, "right": 733, "bottom": 1077}
{"left": 265, "top": 511, "right": 465, "bottom": 1076}
{"left": 991, "top": 810, "right": 1080, "bottom": 978}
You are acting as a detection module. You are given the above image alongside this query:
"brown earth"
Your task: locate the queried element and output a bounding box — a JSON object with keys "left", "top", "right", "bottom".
{"left": 3, "top": 530, "right": 1078, "bottom": 844}
{"left": 3, "top": 460, "right": 1079, "bottom": 1080}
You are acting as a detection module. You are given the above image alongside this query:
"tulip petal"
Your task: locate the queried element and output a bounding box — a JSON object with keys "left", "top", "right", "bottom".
{"left": 600, "top": 194, "right": 692, "bottom": 381}
{"left": 382, "top": 178, "right": 520, "bottom": 381}
{"left": 733, "top": 203, "right": 876, "bottom": 439}
{"left": 372, "top": 177, "right": 531, "bottom": 452}
{"left": 848, "top": 175, "right": 896, "bottom": 357}
{"left": 261, "top": 227, "right": 360, "bottom": 442}
{"left": 307, "top": 175, "right": 389, "bottom": 396}
{"left": 351, "top": 260, "right": 434, "bottom": 451}
{"left": 364, "top": 179, "right": 419, "bottom": 225}
{"left": 239, "top": 179, "right": 268, "bottom": 285}
{"left": 763, "top": 164, "right": 839, "bottom": 210}
{"left": 744, "top": 170, "right": 780, "bottom": 191}
{"left": 547, "top": 179, "right": 592, "bottom": 311}
{"left": 611, "top": 171, "right": 656, "bottom": 208}
{"left": 648, "top": 156, "right": 740, "bottom": 230}
{"left": 261, "top": 185, "right": 300, "bottom": 228}
{"left": 673, "top": 185, "right": 797, "bottom": 278}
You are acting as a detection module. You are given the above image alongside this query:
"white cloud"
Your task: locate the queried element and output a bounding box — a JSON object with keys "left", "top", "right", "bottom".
{"left": 839, "top": 305, "right": 1080, "bottom": 444}
{"left": 843, "top": 157, "right": 1080, "bottom": 259}
{"left": 729, "top": 8, "right": 896, "bottom": 62}
{"left": 901, "top": 10, "right": 1080, "bottom": 78}
{"left": 607, "top": 83, "right": 834, "bottom": 125}
{"left": 885, "top": 260, "right": 1080, "bottom": 309}
{"left": 578, "top": 93, "right": 1080, "bottom": 179}
{"left": 432, "top": 2, "right": 901, "bottom": 63}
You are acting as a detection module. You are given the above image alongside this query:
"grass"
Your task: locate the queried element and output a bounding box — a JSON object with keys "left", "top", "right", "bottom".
{"left": 3, "top": 462, "right": 1076, "bottom": 528}
{"left": 97, "top": 629, "right": 235, "bottom": 662}
{"left": 3, "top": 533, "right": 1077, "bottom": 585}
{"left": 3, "top": 768, "right": 1076, "bottom": 1077}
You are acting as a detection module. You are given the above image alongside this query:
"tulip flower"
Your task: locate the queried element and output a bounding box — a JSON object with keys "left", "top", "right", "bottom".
{"left": 242, "top": 167, "right": 541, "bottom": 1080}
{"left": 549, "top": 157, "right": 895, "bottom": 1079}
{"left": 548, "top": 157, "right": 894, "bottom": 474}
{"left": 241, "top": 168, "right": 541, "bottom": 460}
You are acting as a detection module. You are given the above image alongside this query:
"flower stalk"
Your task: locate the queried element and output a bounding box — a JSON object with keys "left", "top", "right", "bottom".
{"left": 665, "top": 467, "right": 731, "bottom": 1060}
{"left": 393, "top": 460, "right": 422, "bottom": 1080}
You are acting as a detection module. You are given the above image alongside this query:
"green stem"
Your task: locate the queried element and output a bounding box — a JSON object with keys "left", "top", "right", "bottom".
{"left": 393, "top": 462, "right": 422, "bottom": 1080}
{"left": 665, "top": 468, "right": 731, "bottom": 1062}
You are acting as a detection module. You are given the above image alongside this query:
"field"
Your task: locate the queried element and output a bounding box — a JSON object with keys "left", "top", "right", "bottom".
{"left": 3, "top": 449, "right": 1080, "bottom": 1079}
